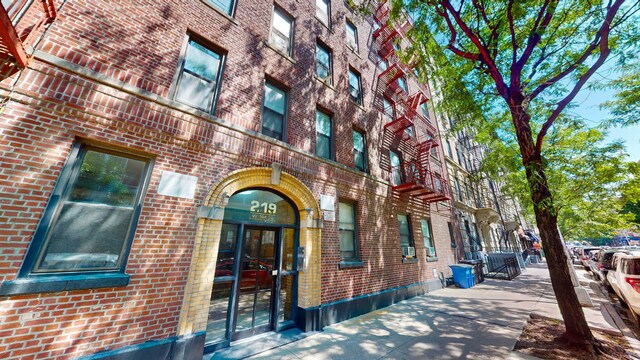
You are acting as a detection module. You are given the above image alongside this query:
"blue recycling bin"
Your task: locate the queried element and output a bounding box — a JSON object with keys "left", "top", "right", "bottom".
{"left": 449, "top": 264, "right": 476, "bottom": 289}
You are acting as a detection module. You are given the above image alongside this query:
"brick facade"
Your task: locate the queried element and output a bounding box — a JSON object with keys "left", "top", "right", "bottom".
{"left": 0, "top": 1, "right": 458, "bottom": 359}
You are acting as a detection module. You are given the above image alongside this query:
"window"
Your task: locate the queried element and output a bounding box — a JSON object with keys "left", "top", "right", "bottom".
{"left": 390, "top": 150, "right": 402, "bottom": 185}
{"left": 446, "top": 141, "right": 453, "bottom": 158}
{"left": 376, "top": 53, "right": 388, "bottom": 71}
{"left": 398, "top": 214, "right": 415, "bottom": 256}
{"left": 353, "top": 130, "right": 367, "bottom": 172}
{"left": 348, "top": 69, "right": 362, "bottom": 104}
{"left": 454, "top": 178, "right": 463, "bottom": 201}
{"left": 383, "top": 98, "right": 394, "bottom": 122}
{"left": 270, "top": 7, "right": 294, "bottom": 56}
{"left": 397, "top": 77, "right": 408, "bottom": 92}
{"left": 421, "top": 219, "right": 436, "bottom": 257}
{"left": 346, "top": 20, "right": 358, "bottom": 52}
{"left": 316, "top": 42, "right": 332, "bottom": 84}
{"left": 405, "top": 125, "right": 415, "bottom": 139}
{"left": 420, "top": 103, "right": 430, "bottom": 119}
{"left": 262, "top": 81, "right": 288, "bottom": 141}
{"left": 25, "top": 142, "right": 152, "bottom": 274}
{"left": 339, "top": 202, "right": 358, "bottom": 260}
{"left": 316, "top": 0, "right": 330, "bottom": 26}
{"left": 316, "top": 110, "right": 333, "bottom": 160}
{"left": 174, "top": 39, "right": 224, "bottom": 114}
{"left": 206, "top": 0, "right": 235, "bottom": 15}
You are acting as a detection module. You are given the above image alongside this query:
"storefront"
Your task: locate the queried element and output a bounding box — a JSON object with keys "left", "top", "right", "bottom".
{"left": 204, "top": 188, "right": 299, "bottom": 351}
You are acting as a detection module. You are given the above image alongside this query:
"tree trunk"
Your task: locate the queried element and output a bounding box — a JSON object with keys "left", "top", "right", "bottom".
{"left": 510, "top": 104, "right": 603, "bottom": 355}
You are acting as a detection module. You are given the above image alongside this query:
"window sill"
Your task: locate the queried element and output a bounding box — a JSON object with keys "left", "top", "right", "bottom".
{"left": 339, "top": 260, "right": 364, "bottom": 269}
{"left": 200, "top": 1, "right": 239, "bottom": 25}
{"left": 346, "top": 46, "right": 360, "bottom": 58}
{"left": 264, "top": 42, "right": 297, "bottom": 64}
{"left": 426, "top": 256, "right": 439, "bottom": 263}
{"left": 315, "top": 16, "right": 332, "bottom": 32}
{"left": 349, "top": 100, "right": 365, "bottom": 111}
{"left": 0, "top": 272, "right": 130, "bottom": 296}
{"left": 315, "top": 76, "right": 336, "bottom": 91}
{"left": 402, "top": 257, "right": 419, "bottom": 264}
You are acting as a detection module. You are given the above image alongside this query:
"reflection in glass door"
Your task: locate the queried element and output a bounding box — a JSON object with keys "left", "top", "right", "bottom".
{"left": 232, "top": 228, "right": 278, "bottom": 340}
{"left": 278, "top": 228, "right": 295, "bottom": 326}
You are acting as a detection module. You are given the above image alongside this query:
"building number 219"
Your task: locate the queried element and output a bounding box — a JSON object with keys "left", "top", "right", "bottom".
{"left": 250, "top": 201, "right": 277, "bottom": 214}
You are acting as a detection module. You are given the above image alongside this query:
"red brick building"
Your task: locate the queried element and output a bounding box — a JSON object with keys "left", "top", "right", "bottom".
{"left": 0, "top": 1, "right": 459, "bottom": 359}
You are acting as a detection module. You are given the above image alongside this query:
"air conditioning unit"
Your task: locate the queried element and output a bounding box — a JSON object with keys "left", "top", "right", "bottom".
{"left": 403, "top": 246, "right": 416, "bottom": 258}
{"left": 426, "top": 247, "right": 436, "bottom": 257}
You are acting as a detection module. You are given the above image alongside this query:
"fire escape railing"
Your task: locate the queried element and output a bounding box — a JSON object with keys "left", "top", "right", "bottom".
{"left": 374, "top": 1, "right": 450, "bottom": 204}
{"left": 0, "top": 0, "right": 56, "bottom": 78}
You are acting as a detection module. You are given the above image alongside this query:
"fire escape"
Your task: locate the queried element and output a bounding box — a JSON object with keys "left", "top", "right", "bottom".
{"left": 0, "top": 0, "right": 56, "bottom": 80}
{"left": 373, "top": 2, "right": 450, "bottom": 204}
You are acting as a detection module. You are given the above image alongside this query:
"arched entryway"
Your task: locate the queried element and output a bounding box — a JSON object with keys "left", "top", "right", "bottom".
{"left": 177, "top": 167, "right": 321, "bottom": 351}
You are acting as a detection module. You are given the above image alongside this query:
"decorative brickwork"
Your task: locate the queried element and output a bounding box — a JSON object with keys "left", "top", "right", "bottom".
{"left": 178, "top": 167, "right": 321, "bottom": 335}
{"left": 0, "top": 1, "right": 461, "bottom": 359}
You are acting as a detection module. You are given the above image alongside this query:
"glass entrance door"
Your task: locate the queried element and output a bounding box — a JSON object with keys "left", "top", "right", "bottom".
{"left": 231, "top": 227, "right": 278, "bottom": 341}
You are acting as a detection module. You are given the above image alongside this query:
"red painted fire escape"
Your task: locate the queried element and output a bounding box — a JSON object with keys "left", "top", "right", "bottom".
{"left": 0, "top": 0, "right": 56, "bottom": 79}
{"left": 373, "top": 2, "right": 450, "bottom": 203}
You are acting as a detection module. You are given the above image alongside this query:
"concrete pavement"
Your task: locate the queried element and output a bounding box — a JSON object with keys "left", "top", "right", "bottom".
{"left": 206, "top": 262, "right": 628, "bottom": 359}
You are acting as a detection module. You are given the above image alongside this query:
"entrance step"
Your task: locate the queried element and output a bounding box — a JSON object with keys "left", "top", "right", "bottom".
{"left": 205, "top": 328, "right": 319, "bottom": 360}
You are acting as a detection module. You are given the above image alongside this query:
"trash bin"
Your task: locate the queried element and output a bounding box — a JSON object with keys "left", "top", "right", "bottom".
{"left": 460, "top": 259, "right": 484, "bottom": 284}
{"left": 449, "top": 264, "right": 475, "bottom": 288}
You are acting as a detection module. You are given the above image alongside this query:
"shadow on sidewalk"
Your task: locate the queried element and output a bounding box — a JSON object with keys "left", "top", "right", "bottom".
{"left": 236, "top": 264, "right": 554, "bottom": 359}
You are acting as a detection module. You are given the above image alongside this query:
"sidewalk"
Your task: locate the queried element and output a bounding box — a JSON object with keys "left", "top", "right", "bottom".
{"left": 206, "top": 262, "right": 625, "bottom": 360}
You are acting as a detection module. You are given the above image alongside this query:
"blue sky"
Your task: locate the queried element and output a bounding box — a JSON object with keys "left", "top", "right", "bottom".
{"left": 571, "top": 86, "right": 640, "bottom": 162}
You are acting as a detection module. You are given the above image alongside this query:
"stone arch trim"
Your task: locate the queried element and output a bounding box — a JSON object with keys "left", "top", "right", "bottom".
{"left": 178, "top": 167, "right": 322, "bottom": 336}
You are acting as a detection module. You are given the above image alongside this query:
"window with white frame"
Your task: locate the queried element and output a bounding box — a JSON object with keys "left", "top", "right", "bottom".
{"left": 383, "top": 98, "right": 394, "bottom": 122}
{"left": 398, "top": 214, "right": 415, "bottom": 257}
{"left": 346, "top": 20, "right": 358, "bottom": 52}
{"left": 353, "top": 130, "right": 367, "bottom": 172}
{"left": 316, "top": 0, "right": 330, "bottom": 26}
{"left": 174, "top": 39, "right": 224, "bottom": 114}
{"left": 390, "top": 150, "right": 402, "bottom": 186}
{"left": 397, "top": 77, "right": 408, "bottom": 92}
{"left": 270, "top": 7, "right": 294, "bottom": 56}
{"left": 316, "top": 42, "right": 332, "bottom": 84}
{"left": 421, "top": 219, "right": 436, "bottom": 257}
{"left": 339, "top": 202, "right": 358, "bottom": 260}
{"left": 262, "top": 81, "right": 288, "bottom": 141}
{"left": 348, "top": 69, "right": 362, "bottom": 104}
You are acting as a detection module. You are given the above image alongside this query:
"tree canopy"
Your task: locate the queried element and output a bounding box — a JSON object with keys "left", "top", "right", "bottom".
{"left": 373, "top": 0, "right": 640, "bottom": 352}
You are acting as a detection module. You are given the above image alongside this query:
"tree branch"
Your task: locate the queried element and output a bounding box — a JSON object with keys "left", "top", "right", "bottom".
{"left": 439, "top": 0, "right": 510, "bottom": 99}
{"left": 507, "top": 0, "right": 518, "bottom": 88}
{"left": 437, "top": 5, "right": 482, "bottom": 61}
{"left": 513, "top": 0, "right": 556, "bottom": 85}
{"left": 534, "top": 0, "right": 625, "bottom": 155}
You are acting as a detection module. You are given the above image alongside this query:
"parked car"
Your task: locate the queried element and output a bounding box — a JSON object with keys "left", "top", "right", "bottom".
{"left": 607, "top": 252, "right": 640, "bottom": 324}
{"left": 579, "top": 247, "right": 601, "bottom": 270}
{"left": 590, "top": 248, "right": 628, "bottom": 285}
{"left": 215, "top": 258, "right": 273, "bottom": 290}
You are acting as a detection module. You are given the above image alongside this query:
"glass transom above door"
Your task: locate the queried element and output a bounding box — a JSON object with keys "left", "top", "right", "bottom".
{"left": 224, "top": 189, "right": 296, "bottom": 225}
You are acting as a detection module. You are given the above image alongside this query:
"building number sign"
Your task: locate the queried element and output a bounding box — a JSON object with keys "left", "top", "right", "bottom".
{"left": 250, "top": 201, "right": 277, "bottom": 214}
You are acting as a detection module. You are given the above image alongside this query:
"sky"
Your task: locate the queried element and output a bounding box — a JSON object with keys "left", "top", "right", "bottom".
{"left": 570, "top": 85, "right": 640, "bottom": 162}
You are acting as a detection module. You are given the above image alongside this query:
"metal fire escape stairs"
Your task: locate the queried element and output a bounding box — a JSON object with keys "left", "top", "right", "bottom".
{"left": 373, "top": 2, "right": 450, "bottom": 206}
{"left": 0, "top": 0, "right": 56, "bottom": 80}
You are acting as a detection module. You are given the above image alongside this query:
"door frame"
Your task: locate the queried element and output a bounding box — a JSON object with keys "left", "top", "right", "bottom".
{"left": 230, "top": 225, "right": 280, "bottom": 341}
{"left": 203, "top": 188, "right": 300, "bottom": 352}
